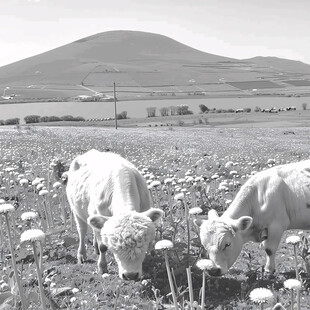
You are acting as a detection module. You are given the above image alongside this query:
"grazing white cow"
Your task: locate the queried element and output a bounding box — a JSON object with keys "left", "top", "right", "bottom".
{"left": 66, "top": 149, "right": 163, "bottom": 281}
{"left": 195, "top": 160, "right": 310, "bottom": 276}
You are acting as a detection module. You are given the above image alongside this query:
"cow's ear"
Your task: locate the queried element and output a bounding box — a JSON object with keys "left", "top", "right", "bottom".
{"left": 208, "top": 209, "right": 219, "bottom": 220}
{"left": 234, "top": 216, "right": 253, "bottom": 232}
{"left": 144, "top": 208, "right": 164, "bottom": 222}
{"left": 193, "top": 218, "right": 204, "bottom": 228}
{"left": 88, "top": 215, "right": 109, "bottom": 230}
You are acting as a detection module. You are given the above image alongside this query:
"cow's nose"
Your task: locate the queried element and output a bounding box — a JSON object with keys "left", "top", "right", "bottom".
{"left": 207, "top": 267, "right": 222, "bottom": 277}
{"left": 122, "top": 272, "right": 140, "bottom": 281}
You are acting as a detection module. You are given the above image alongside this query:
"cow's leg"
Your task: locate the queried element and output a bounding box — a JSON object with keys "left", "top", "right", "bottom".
{"left": 74, "top": 214, "right": 88, "bottom": 264}
{"left": 93, "top": 229, "right": 108, "bottom": 274}
{"left": 262, "top": 223, "right": 285, "bottom": 275}
{"left": 93, "top": 235, "right": 99, "bottom": 255}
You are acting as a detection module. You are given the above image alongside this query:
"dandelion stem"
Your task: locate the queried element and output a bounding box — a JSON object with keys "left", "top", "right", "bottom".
{"left": 32, "top": 240, "right": 46, "bottom": 310}
{"left": 201, "top": 270, "right": 206, "bottom": 310}
{"left": 290, "top": 289, "right": 294, "bottom": 310}
{"left": 4, "top": 213, "right": 26, "bottom": 310}
{"left": 164, "top": 250, "right": 178, "bottom": 309}
{"left": 184, "top": 201, "right": 190, "bottom": 256}
{"left": 186, "top": 266, "right": 194, "bottom": 310}
{"left": 293, "top": 245, "right": 299, "bottom": 280}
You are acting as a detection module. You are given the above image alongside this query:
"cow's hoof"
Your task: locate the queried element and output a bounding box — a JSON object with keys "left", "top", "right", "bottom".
{"left": 77, "top": 254, "right": 86, "bottom": 264}
{"left": 264, "top": 270, "right": 275, "bottom": 279}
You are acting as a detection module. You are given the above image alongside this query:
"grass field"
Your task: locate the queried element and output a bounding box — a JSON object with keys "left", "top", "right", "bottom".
{"left": 1, "top": 125, "right": 310, "bottom": 309}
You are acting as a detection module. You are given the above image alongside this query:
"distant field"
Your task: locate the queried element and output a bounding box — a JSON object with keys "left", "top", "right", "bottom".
{"left": 1, "top": 97, "right": 310, "bottom": 124}
{"left": 226, "top": 80, "right": 283, "bottom": 90}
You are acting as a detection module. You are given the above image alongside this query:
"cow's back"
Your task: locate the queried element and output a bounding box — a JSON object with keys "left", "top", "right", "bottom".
{"left": 66, "top": 150, "right": 151, "bottom": 222}
{"left": 224, "top": 160, "right": 310, "bottom": 230}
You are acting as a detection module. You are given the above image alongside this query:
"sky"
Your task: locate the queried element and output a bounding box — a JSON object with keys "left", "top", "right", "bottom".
{"left": 0, "top": 0, "right": 309, "bottom": 67}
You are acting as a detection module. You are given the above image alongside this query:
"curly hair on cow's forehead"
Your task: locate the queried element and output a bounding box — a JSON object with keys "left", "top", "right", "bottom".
{"left": 101, "top": 212, "right": 156, "bottom": 260}
{"left": 203, "top": 220, "right": 236, "bottom": 237}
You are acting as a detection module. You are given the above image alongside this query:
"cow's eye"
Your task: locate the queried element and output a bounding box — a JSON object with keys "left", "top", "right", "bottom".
{"left": 224, "top": 242, "right": 231, "bottom": 249}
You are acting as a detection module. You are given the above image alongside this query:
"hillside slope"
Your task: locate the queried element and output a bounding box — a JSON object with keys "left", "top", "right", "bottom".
{"left": 0, "top": 30, "right": 310, "bottom": 101}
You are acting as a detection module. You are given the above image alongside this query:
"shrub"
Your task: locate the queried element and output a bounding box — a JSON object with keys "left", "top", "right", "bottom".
{"left": 39, "top": 116, "right": 49, "bottom": 122}
{"left": 4, "top": 118, "right": 20, "bottom": 125}
{"left": 60, "top": 115, "right": 74, "bottom": 121}
{"left": 120, "top": 111, "right": 127, "bottom": 119}
{"left": 73, "top": 116, "right": 85, "bottom": 121}
{"left": 254, "top": 106, "right": 261, "bottom": 112}
{"left": 199, "top": 104, "right": 209, "bottom": 113}
{"left": 160, "top": 107, "right": 169, "bottom": 116}
{"left": 0, "top": 120, "right": 4, "bottom": 125}
{"left": 147, "top": 107, "right": 156, "bottom": 117}
{"left": 244, "top": 108, "right": 252, "bottom": 113}
{"left": 116, "top": 113, "right": 123, "bottom": 120}
{"left": 47, "top": 116, "right": 61, "bottom": 122}
{"left": 24, "top": 115, "right": 40, "bottom": 124}
{"left": 302, "top": 103, "right": 307, "bottom": 110}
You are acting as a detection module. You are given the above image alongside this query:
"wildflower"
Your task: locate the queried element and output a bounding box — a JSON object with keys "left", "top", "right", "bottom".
{"left": 249, "top": 287, "right": 274, "bottom": 305}
{"left": 211, "top": 174, "right": 219, "bottom": 180}
{"left": 189, "top": 207, "right": 203, "bottom": 215}
{"left": 36, "top": 183, "right": 44, "bottom": 191}
{"left": 272, "top": 303, "right": 285, "bottom": 310}
{"left": 174, "top": 192, "right": 184, "bottom": 201}
{"left": 20, "top": 229, "right": 45, "bottom": 243}
{"left": 39, "top": 189, "right": 49, "bottom": 196}
{"left": 150, "top": 180, "right": 161, "bottom": 188}
{"left": 186, "top": 176, "right": 194, "bottom": 183}
{"left": 225, "top": 161, "right": 234, "bottom": 168}
{"left": 21, "top": 229, "right": 46, "bottom": 309}
{"left": 102, "top": 273, "right": 110, "bottom": 279}
{"left": 21, "top": 211, "right": 38, "bottom": 221}
{"left": 286, "top": 235, "right": 301, "bottom": 245}
{"left": 283, "top": 279, "right": 302, "bottom": 290}
{"left": 72, "top": 288, "right": 79, "bottom": 294}
{"left": 155, "top": 240, "right": 174, "bottom": 250}
{"left": 155, "top": 239, "right": 178, "bottom": 308}
{"left": 164, "top": 178, "right": 173, "bottom": 185}
{"left": 267, "top": 159, "right": 276, "bottom": 165}
{"left": 19, "top": 178, "right": 29, "bottom": 188}
{"left": 52, "top": 181, "right": 62, "bottom": 189}
{"left": 0, "top": 204, "right": 14, "bottom": 214}
{"left": 70, "top": 297, "right": 77, "bottom": 303}
{"left": 196, "top": 259, "right": 214, "bottom": 271}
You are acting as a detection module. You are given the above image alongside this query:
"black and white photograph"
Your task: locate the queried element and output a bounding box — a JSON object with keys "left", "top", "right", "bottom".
{"left": 0, "top": 1, "right": 310, "bottom": 309}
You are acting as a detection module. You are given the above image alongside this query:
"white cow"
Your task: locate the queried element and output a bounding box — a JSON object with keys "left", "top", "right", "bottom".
{"left": 66, "top": 149, "right": 163, "bottom": 281}
{"left": 195, "top": 160, "right": 310, "bottom": 276}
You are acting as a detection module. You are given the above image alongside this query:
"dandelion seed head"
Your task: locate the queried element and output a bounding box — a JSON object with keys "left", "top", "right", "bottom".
{"left": 189, "top": 207, "right": 203, "bottom": 215}
{"left": 39, "top": 189, "right": 49, "bottom": 196}
{"left": 0, "top": 204, "right": 15, "bottom": 214}
{"left": 53, "top": 181, "right": 62, "bottom": 189}
{"left": 196, "top": 259, "right": 214, "bottom": 271}
{"left": 155, "top": 240, "right": 174, "bottom": 250}
{"left": 174, "top": 192, "right": 184, "bottom": 201}
{"left": 150, "top": 180, "right": 161, "bottom": 188}
{"left": 284, "top": 279, "right": 302, "bottom": 290}
{"left": 21, "top": 211, "right": 38, "bottom": 221}
{"left": 286, "top": 235, "right": 301, "bottom": 245}
{"left": 249, "top": 287, "right": 274, "bottom": 304}
{"left": 164, "top": 178, "right": 173, "bottom": 185}
{"left": 20, "top": 229, "right": 45, "bottom": 243}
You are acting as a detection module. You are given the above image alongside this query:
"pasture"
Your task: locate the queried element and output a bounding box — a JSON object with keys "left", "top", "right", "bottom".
{"left": 1, "top": 125, "right": 310, "bottom": 309}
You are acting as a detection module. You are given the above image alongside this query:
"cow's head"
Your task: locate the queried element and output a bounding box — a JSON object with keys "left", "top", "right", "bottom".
{"left": 194, "top": 209, "right": 252, "bottom": 276}
{"left": 88, "top": 208, "right": 163, "bottom": 281}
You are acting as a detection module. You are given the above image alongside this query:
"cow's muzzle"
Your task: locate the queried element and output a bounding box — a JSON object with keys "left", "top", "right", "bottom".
{"left": 207, "top": 267, "right": 222, "bottom": 277}
{"left": 122, "top": 272, "right": 140, "bottom": 281}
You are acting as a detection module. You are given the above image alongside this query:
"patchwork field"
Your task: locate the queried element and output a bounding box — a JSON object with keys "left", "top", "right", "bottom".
{"left": 1, "top": 126, "right": 310, "bottom": 309}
